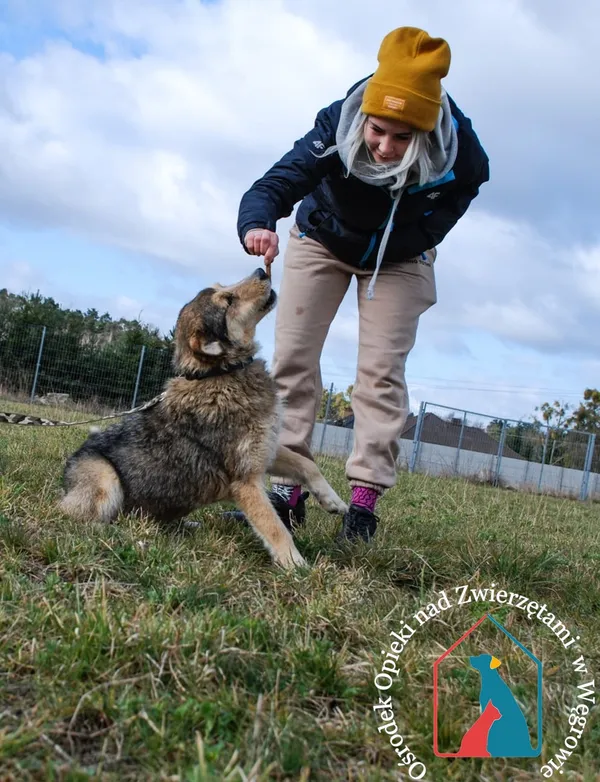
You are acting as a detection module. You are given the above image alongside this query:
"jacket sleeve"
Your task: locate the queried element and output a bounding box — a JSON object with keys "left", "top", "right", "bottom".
{"left": 397, "top": 155, "right": 490, "bottom": 259}
{"left": 237, "top": 103, "right": 340, "bottom": 248}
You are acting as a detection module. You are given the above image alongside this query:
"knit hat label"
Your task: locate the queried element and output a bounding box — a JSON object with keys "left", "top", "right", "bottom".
{"left": 383, "top": 95, "right": 406, "bottom": 111}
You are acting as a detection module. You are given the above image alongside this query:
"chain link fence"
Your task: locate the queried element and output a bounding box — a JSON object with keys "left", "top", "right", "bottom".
{"left": 2, "top": 325, "right": 598, "bottom": 501}
{"left": 312, "top": 401, "right": 599, "bottom": 502}
{"left": 405, "top": 402, "right": 598, "bottom": 501}
{"left": 0, "top": 324, "right": 174, "bottom": 414}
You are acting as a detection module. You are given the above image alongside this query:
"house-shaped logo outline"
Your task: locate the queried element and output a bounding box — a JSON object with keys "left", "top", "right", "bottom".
{"left": 432, "top": 613, "right": 543, "bottom": 758}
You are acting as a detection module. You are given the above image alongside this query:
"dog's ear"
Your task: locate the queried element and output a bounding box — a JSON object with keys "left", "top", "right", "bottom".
{"left": 188, "top": 334, "right": 224, "bottom": 356}
{"left": 201, "top": 340, "right": 224, "bottom": 356}
{"left": 213, "top": 288, "right": 234, "bottom": 305}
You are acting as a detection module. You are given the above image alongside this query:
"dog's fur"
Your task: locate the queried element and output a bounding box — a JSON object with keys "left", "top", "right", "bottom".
{"left": 60, "top": 268, "right": 347, "bottom": 569}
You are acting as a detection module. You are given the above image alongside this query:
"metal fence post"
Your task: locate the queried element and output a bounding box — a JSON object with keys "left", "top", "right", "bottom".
{"left": 30, "top": 325, "right": 47, "bottom": 401}
{"left": 453, "top": 411, "right": 467, "bottom": 475}
{"left": 409, "top": 401, "right": 426, "bottom": 473}
{"left": 538, "top": 427, "right": 549, "bottom": 492}
{"left": 580, "top": 433, "right": 596, "bottom": 501}
{"left": 494, "top": 418, "right": 508, "bottom": 485}
{"left": 131, "top": 345, "right": 146, "bottom": 408}
{"left": 318, "top": 382, "right": 334, "bottom": 453}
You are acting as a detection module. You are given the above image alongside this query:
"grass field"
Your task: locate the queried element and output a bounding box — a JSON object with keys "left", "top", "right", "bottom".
{"left": 1, "top": 397, "right": 599, "bottom": 781}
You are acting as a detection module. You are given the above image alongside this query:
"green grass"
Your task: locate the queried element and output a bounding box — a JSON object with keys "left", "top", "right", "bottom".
{"left": 1, "top": 398, "right": 599, "bottom": 780}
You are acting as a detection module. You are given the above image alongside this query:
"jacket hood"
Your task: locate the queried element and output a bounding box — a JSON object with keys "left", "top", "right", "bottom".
{"left": 335, "top": 78, "right": 458, "bottom": 189}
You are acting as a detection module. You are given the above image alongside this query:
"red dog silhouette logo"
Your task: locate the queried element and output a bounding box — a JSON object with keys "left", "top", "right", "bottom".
{"left": 433, "top": 613, "right": 542, "bottom": 758}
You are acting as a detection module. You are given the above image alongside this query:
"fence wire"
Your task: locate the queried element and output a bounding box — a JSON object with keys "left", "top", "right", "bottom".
{"left": 312, "top": 399, "right": 598, "bottom": 502}
{"left": 1, "top": 326, "right": 598, "bottom": 501}
{"left": 407, "top": 402, "right": 598, "bottom": 501}
{"left": 0, "top": 324, "right": 174, "bottom": 414}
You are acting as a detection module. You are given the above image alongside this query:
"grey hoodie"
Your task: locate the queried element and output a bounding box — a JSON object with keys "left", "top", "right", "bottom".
{"left": 335, "top": 79, "right": 458, "bottom": 299}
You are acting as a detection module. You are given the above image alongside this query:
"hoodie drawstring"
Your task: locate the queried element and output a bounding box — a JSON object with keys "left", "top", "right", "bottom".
{"left": 366, "top": 193, "right": 401, "bottom": 301}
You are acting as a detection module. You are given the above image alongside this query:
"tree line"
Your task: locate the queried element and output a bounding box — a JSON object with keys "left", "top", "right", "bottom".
{"left": 0, "top": 289, "right": 176, "bottom": 408}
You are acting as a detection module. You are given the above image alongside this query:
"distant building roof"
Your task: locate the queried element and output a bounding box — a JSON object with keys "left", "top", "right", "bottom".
{"left": 402, "top": 412, "right": 525, "bottom": 459}
{"left": 331, "top": 411, "right": 524, "bottom": 459}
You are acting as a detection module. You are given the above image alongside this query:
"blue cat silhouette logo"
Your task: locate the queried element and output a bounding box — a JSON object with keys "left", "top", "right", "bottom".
{"left": 433, "top": 614, "right": 542, "bottom": 758}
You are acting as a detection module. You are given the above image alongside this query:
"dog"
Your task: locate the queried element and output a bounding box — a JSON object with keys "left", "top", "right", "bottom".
{"left": 59, "top": 267, "right": 348, "bottom": 569}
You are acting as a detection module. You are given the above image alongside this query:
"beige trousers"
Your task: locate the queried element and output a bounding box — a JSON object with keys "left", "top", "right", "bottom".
{"left": 270, "top": 224, "right": 437, "bottom": 492}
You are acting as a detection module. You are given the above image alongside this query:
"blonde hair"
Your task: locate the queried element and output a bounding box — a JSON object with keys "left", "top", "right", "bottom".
{"left": 319, "top": 113, "right": 434, "bottom": 194}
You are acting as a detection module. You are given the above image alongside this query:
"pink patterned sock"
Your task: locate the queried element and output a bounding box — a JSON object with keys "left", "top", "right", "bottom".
{"left": 272, "top": 483, "right": 302, "bottom": 508}
{"left": 351, "top": 486, "right": 379, "bottom": 513}
{"left": 288, "top": 485, "right": 302, "bottom": 507}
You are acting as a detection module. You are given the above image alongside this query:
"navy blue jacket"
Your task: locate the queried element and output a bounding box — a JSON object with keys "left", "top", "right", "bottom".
{"left": 237, "top": 79, "right": 489, "bottom": 269}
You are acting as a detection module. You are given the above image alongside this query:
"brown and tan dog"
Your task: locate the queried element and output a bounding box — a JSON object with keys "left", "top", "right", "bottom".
{"left": 60, "top": 268, "right": 347, "bottom": 568}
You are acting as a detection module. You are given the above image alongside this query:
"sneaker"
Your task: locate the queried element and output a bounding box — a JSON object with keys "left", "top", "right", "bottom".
{"left": 337, "top": 503, "right": 379, "bottom": 543}
{"left": 222, "top": 490, "right": 310, "bottom": 533}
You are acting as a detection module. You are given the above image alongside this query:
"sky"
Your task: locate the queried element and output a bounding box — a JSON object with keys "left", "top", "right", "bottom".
{"left": 1, "top": 0, "right": 599, "bottom": 425}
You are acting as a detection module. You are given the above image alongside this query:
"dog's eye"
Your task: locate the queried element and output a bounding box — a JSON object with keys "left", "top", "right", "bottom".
{"left": 223, "top": 293, "right": 235, "bottom": 305}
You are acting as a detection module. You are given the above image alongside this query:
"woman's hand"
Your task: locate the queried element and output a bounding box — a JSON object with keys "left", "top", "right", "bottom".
{"left": 244, "top": 228, "right": 279, "bottom": 268}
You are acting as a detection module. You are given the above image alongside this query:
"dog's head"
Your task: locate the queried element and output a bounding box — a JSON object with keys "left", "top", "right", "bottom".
{"left": 469, "top": 653, "right": 502, "bottom": 673}
{"left": 173, "top": 267, "right": 276, "bottom": 374}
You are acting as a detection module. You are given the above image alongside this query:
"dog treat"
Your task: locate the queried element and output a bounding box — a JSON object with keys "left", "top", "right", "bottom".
{"left": 265, "top": 261, "right": 271, "bottom": 280}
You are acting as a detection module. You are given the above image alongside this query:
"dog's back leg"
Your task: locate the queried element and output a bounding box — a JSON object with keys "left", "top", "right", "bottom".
{"left": 60, "top": 455, "right": 124, "bottom": 523}
{"left": 231, "top": 478, "right": 307, "bottom": 569}
{"left": 268, "top": 446, "right": 348, "bottom": 514}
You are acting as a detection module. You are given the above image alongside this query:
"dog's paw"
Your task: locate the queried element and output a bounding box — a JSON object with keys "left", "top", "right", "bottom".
{"left": 275, "top": 545, "right": 308, "bottom": 570}
{"left": 312, "top": 484, "right": 348, "bottom": 514}
{"left": 324, "top": 494, "right": 349, "bottom": 514}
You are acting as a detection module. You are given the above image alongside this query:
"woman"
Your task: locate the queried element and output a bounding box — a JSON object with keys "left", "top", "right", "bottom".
{"left": 235, "top": 26, "right": 489, "bottom": 542}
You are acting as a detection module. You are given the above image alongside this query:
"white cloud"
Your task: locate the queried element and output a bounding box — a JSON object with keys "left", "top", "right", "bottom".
{"left": 1, "top": 0, "right": 599, "bottom": 422}
{"left": 421, "top": 209, "right": 598, "bottom": 355}
{"left": 574, "top": 245, "right": 600, "bottom": 306}
{"left": 0, "top": 260, "right": 42, "bottom": 292}
{"left": 0, "top": 0, "right": 369, "bottom": 275}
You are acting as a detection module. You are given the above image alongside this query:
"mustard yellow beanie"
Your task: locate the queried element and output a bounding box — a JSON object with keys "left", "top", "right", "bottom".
{"left": 361, "top": 27, "right": 451, "bottom": 132}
